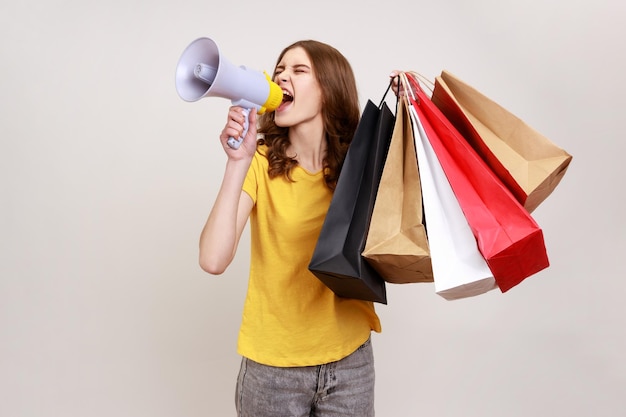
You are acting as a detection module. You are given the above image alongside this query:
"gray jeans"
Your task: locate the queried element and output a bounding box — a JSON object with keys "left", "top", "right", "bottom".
{"left": 235, "top": 338, "right": 375, "bottom": 417}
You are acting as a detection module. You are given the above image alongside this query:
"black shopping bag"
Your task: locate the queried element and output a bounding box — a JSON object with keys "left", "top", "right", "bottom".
{"left": 308, "top": 84, "right": 395, "bottom": 304}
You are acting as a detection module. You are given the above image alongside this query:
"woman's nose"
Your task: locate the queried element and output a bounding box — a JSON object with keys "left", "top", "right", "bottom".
{"left": 277, "top": 70, "right": 290, "bottom": 84}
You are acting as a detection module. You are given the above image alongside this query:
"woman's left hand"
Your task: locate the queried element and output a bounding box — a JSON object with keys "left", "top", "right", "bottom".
{"left": 389, "top": 70, "right": 403, "bottom": 96}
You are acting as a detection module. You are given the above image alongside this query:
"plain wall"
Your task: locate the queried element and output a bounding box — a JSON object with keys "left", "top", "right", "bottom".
{"left": 2, "top": 0, "right": 625, "bottom": 416}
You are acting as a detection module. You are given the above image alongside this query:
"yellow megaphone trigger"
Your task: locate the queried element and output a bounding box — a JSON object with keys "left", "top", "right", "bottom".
{"left": 259, "top": 71, "right": 283, "bottom": 114}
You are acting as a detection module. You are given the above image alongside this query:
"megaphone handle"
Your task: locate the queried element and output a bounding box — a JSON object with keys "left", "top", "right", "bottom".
{"left": 226, "top": 108, "right": 250, "bottom": 150}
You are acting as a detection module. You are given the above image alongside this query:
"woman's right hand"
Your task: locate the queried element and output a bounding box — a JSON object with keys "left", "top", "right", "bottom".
{"left": 219, "top": 106, "right": 258, "bottom": 160}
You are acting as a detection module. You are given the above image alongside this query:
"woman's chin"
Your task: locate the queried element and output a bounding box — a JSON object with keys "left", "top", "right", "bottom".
{"left": 274, "top": 113, "right": 292, "bottom": 128}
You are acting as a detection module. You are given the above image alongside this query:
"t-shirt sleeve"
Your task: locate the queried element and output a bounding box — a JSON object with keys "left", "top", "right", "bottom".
{"left": 242, "top": 152, "right": 260, "bottom": 204}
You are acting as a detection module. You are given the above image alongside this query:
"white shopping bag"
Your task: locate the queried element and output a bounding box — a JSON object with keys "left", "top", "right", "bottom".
{"left": 404, "top": 83, "right": 496, "bottom": 300}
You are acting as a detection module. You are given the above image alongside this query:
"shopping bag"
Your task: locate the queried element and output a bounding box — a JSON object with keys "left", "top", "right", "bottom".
{"left": 432, "top": 70, "right": 572, "bottom": 213}
{"left": 400, "top": 78, "right": 495, "bottom": 299}
{"left": 405, "top": 72, "right": 549, "bottom": 292}
{"left": 362, "top": 94, "right": 433, "bottom": 284}
{"left": 308, "top": 84, "right": 395, "bottom": 304}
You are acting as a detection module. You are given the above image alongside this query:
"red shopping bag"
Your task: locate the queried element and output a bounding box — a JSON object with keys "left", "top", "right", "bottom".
{"left": 405, "top": 73, "right": 549, "bottom": 292}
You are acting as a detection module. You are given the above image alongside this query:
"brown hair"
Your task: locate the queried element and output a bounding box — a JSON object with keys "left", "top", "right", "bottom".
{"left": 257, "top": 40, "right": 360, "bottom": 190}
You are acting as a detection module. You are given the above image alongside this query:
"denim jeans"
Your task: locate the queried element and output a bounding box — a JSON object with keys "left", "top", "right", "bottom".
{"left": 235, "top": 338, "right": 375, "bottom": 417}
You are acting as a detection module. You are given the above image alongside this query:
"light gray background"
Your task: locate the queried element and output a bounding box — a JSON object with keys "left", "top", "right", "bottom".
{"left": 2, "top": 0, "right": 624, "bottom": 416}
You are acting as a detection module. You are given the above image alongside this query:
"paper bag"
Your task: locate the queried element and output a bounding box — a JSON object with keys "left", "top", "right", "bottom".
{"left": 309, "top": 93, "right": 394, "bottom": 304}
{"left": 432, "top": 70, "right": 572, "bottom": 212}
{"left": 406, "top": 73, "right": 549, "bottom": 293}
{"left": 363, "top": 95, "right": 432, "bottom": 284}
{"left": 404, "top": 88, "right": 496, "bottom": 300}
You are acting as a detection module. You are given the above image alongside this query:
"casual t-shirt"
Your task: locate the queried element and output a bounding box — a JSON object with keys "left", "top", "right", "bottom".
{"left": 238, "top": 145, "right": 381, "bottom": 367}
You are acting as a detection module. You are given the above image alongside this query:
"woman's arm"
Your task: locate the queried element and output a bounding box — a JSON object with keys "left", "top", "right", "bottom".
{"left": 198, "top": 107, "right": 258, "bottom": 275}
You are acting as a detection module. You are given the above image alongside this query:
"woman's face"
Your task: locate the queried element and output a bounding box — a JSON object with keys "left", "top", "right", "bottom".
{"left": 272, "top": 46, "right": 323, "bottom": 129}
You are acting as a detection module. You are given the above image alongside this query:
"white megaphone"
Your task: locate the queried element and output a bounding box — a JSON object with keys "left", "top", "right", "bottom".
{"left": 175, "top": 37, "right": 283, "bottom": 149}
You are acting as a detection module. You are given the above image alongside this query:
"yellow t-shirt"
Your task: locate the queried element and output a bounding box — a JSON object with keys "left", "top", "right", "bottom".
{"left": 239, "top": 145, "right": 381, "bottom": 367}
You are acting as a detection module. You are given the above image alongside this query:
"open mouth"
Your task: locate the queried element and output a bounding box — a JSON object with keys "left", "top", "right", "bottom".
{"left": 277, "top": 90, "right": 293, "bottom": 112}
{"left": 282, "top": 90, "right": 293, "bottom": 104}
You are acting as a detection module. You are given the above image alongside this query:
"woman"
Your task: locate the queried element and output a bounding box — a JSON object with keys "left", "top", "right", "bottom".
{"left": 199, "top": 40, "right": 385, "bottom": 416}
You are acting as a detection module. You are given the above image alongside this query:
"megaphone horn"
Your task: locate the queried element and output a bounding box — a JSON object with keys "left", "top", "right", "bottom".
{"left": 175, "top": 37, "right": 283, "bottom": 149}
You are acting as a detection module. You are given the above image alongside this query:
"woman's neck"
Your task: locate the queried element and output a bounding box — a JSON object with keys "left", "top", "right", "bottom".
{"left": 287, "top": 122, "right": 326, "bottom": 173}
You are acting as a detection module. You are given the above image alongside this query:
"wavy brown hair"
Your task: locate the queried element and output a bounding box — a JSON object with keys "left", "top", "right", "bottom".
{"left": 257, "top": 40, "right": 360, "bottom": 190}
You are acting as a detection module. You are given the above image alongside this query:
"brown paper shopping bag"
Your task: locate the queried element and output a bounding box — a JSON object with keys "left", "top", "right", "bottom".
{"left": 432, "top": 70, "right": 572, "bottom": 212}
{"left": 362, "top": 95, "right": 433, "bottom": 284}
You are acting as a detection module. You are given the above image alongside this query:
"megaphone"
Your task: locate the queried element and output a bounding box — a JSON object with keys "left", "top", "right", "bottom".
{"left": 175, "top": 37, "right": 283, "bottom": 149}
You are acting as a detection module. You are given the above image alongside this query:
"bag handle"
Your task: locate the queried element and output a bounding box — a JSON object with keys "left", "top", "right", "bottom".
{"left": 407, "top": 71, "right": 434, "bottom": 93}
{"left": 379, "top": 77, "right": 398, "bottom": 109}
{"left": 377, "top": 71, "right": 431, "bottom": 113}
{"left": 398, "top": 71, "right": 435, "bottom": 105}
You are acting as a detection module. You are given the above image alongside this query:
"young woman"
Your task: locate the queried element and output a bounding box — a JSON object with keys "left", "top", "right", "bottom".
{"left": 199, "top": 40, "right": 385, "bottom": 417}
